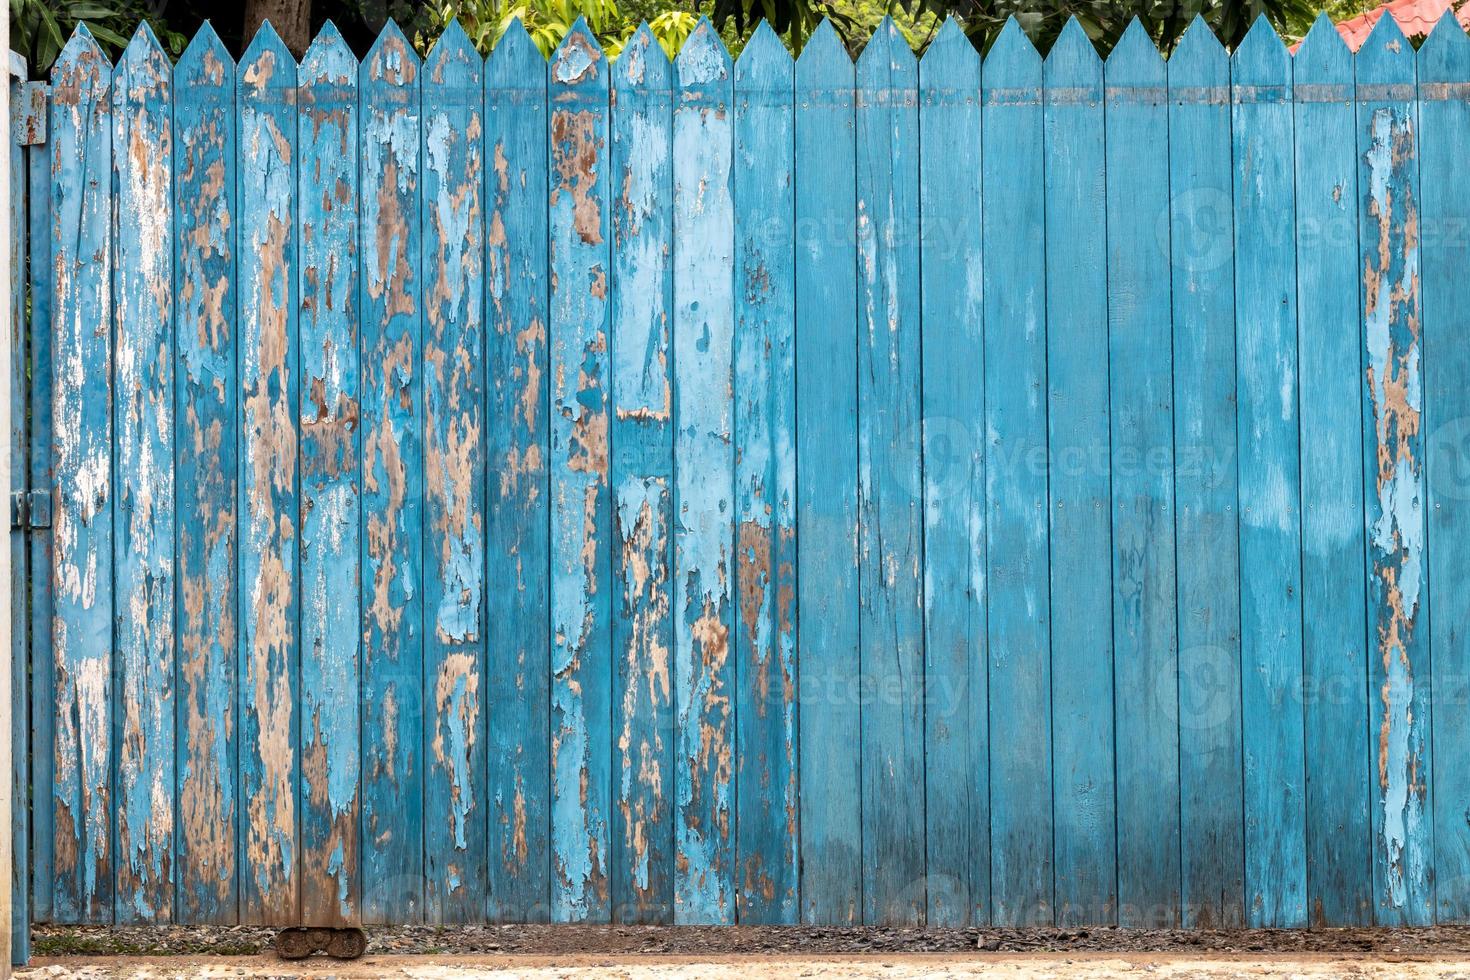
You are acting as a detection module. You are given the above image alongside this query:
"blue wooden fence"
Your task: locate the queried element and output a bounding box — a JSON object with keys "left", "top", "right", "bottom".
{"left": 12, "top": 8, "right": 1470, "bottom": 938}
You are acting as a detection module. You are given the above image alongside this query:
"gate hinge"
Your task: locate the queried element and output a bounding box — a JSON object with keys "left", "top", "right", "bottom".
{"left": 11, "top": 490, "right": 50, "bottom": 530}
{"left": 12, "top": 82, "right": 46, "bottom": 147}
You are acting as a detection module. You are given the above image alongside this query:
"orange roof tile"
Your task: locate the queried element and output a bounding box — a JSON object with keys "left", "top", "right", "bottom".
{"left": 1326, "top": 0, "right": 1470, "bottom": 50}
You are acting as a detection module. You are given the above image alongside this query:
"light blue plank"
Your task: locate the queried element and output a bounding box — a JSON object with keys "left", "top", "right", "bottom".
{"left": 297, "top": 20, "right": 360, "bottom": 927}
{"left": 484, "top": 20, "right": 551, "bottom": 924}
{"left": 548, "top": 20, "right": 612, "bottom": 923}
{"left": 1043, "top": 15, "right": 1113, "bottom": 929}
{"left": 1294, "top": 13, "right": 1372, "bottom": 928}
{"left": 855, "top": 17, "right": 924, "bottom": 927}
{"left": 732, "top": 21, "right": 796, "bottom": 926}
{"left": 421, "top": 18, "right": 487, "bottom": 926}
{"left": 359, "top": 18, "right": 424, "bottom": 925}
{"left": 672, "top": 18, "right": 735, "bottom": 925}
{"left": 919, "top": 17, "right": 986, "bottom": 929}
{"left": 610, "top": 23, "right": 674, "bottom": 926}
{"left": 110, "top": 24, "right": 177, "bottom": 924}
{"left": 1355, "top": 14, "right": 1434, "bottom": 927}
{"left": 1231, "top": 16, "right": 1306, "bottom": 929}
{"left": 792, "top": 18, "right": 861, "bottom": 927}
{"left": 1167, "top": 15, "right": 1242, "bottom": 932}
{"left": 173, "top": 23, "right": 239, "bottom": 925}
{"left": 236, "top": 21, "right": 299, "bottom": 925}
{"left": 981, "top": 16, "right": 1052, "bottom": 929}
{"left": 49, "top": 25, "right": 115, "bottom": 924}
{"left": 1420, "top": 12, "right": 1470, "bottom": 925}
{"left": 1104, "top": 18, "right": 1180, "bottom": 928}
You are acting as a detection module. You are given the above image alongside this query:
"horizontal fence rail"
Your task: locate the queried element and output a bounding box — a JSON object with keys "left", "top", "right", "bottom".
{"left": 19, "top": 8, "right": 1470, "bottom": 931}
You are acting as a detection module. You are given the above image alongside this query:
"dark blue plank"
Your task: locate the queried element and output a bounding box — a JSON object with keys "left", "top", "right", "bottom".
{"left": 855, "top": 17, "right": 924, "bottom": 927}
{"left": 548, "top": 20, "right": 613, "bottom": 923}
{"left": 792, "top": 18, "right": 861, "bottom": 927}
{"left": 732, "top": 21, "right": 796, "bottom": 926}
{"left": 49, "top": 25, "right": 115, "bottom": 924}
{"left": 610, "top": 23, "right": 674, "bottom": 926}
{"left": 919, "top": 17, "right": 987, "bottom": 929}
{"left": 1043, "top": 15, "right": 1114, "bottom": 929}
{"left": 1231, "top": 17, "right": 1306, "bottom": 929}
{"left": 1355, "top": 14, "right": 1434, "bottom": 927}
{"left": 236, "top": 22, "right": 299, "bottom": 925}
{"left": 1105, "top": 19, "right": 1180, "bottom": 928}
{"left": 1420, "top": 12, "right": 1470, "bottom": 925}
{"left": 297, "top": 20, "right": 360, "bottom": 927}
{"left": 422, "top": 18, "right": 487, "bottom": 926}
{"left": 173, "top": 23, "right": 239, "bottom": 925}
{"left": 10, "top": 62, "right": 32, "bottom": 959}
{"left": 1168, "top": 15, "right": 1242, "bottom": 932}
{"left": 359, "top": 18, "right": 425, "bottom": 925}
{"left": 1294, "top": 13, "right": 1372, "bottom": 928}
{"left": 484, "top": 20, "right": 551, "bottom": 924}
{"left": 672, "top": 19, "right": 735, "bottom": 925}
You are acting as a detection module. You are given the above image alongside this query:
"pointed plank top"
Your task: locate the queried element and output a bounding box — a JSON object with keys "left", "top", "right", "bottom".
{"left": 488, "top": 19, "right": 545, "bottom": 90}
{"left": 1357, "top": 6, "right": 1415, "bottom": 84}
{"left": 424, "top": 17, "right": 481, "bottom": 87}
{"left": 551, "top": 17, "right": 606, "bottom": 90}
{"left": 857, "top": 16, "right": 916, "bottom": 77}
{"left": 1231, "top": 13, "right": 1288, "bottom": 83}
{"left": 920, "top": 18, "right": 977, "bottom": 78}
{"left": 1419, "top": 10, "right": 1470, "bottom": 81}
{"left": 617, "top": 22, "right": 672, "bottom": 89}
{"left": 363, "top": 19, "right": 417, "bottom": 85}
{"left": 1044, "top": 16, "right": 1101, "bottom": 88}
{"left": 115, "top": 21, "right": 171, "bottom": 100}
{"left": 736, "top": 20, "right": 793, "bottom": 88}
{"left": 1105, "top": 17, "right": 1163, "bottom": 85}
{"left": 1170, "top": 14, "right": 1225, "bottom": 74}
{"left": 796, "top": 18, "right": 852, "bottom": 87}
{"left": 1294, "top": 12, "right": 1351, "bottom": 81}
{"left": 983, "top": 15, "right": 1040, "bottom": 84}
{"left": 240, "top": 20, "right": 297, "bottom": 90}
{"left": 176, "top": 22, "right": 235, "bottom": 84}
{"left": 301, "top": 20, "right": 357, "bottom": 87}
{"left": 676, "top": 17, "right": 731, "bottom": 87}
{"left": 120, "top": 21, "right": 170, "bottom": 67}
{"left": 53, "top": 23, "right": 110, "bottom": 86}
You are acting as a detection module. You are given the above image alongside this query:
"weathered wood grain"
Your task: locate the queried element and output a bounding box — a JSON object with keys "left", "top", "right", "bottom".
{"left": 50, "top": 25, "right": 115, "bottom": 925}
{"left": 919, "top": 18, "right": 986, "bottom": 930}
{"left": 111, "top": 24, "right": 176, "bottom": 925}
{"left": 360, "top": 19, "right": 424, "bottom": 925}
{"left": 982, "top": 18, "right": 1052, "bottom": 929}
{"left": 1294, "top": 13, "right": 1373, "bottom": 928}
{"left": 1167, "top": 16, "right": 1242, "bottom": 931}
{"left": 549, "top": 20, "right": 613, "bottom": 923}
{"left": 297, "top": 21, "right": 360, "bottom": 928}
{"left": 792, "top": 18, "right": 862, "bottom": 928}
{"left": 1043, "top": 15, "right": 1114, "bottom": 929}
{"left": 1232, "top": 17, "right": 1306, "bottom": 929}
{"left": 609, "top": 23, "right": 674, "bottom": 926}
{"left": 1356, "top": 14, "right": 1434, "bottom": 927}
{"left": 732, "top": 21, "right": 797, "bottom": 927}
{"left": 1420, "top": 12, "right": 1470, "bottom": 924}
{"left": 422, "top": 18, "right": 487, "bottom": 926}
{"left": 855, "top": 17, "right": 924, "bottom": 928}
{"left": 236, "top": 21, "right": 299, "bottom": 926}
{"left": 173, "top": 22, "right": 239, "bottom": 926}
{"left": 672, "top": 19, "right": 735, "bottom": 926}
{"left": 1104, "top": 19, "right": 1180, "bottom": 929}
{"left": 485, "top": 19, "right": 551, "bottom": 924}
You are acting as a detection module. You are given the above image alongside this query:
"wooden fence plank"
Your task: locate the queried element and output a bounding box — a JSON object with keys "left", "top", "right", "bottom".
{"left": 173, "top": 23, "right": 239, "bottom": 926}
{"left": 485, "top": 20, "right": 551, "bottom": 924}
{"left": 982, "top": 18, "right": 1053, "bottom": 928}
{"left": 1420, "top": 13, "right": 1470, "bottom": 924}
{"left": 1355, "top": 14, "right": 1434, "bottom": 927}
{"left": 672, "top": 19, "right": 735, "bottom": 925}
{"left": 1167, "top": 16, "right": 1242, "bottom": 932}
{"left": 359, "top": 20, "right": 424, "bottom": 924}
{"left": 236, "top": 22, "right": 299, "bottom": 926}
{"left": 297, "top": 21, "right": 360, "bottom": 927}
{"left": 111, "top": 24, "right": 176, "bottom": 924}
{"left": 50, "top": 25, "right": 115, "bottom": 924}
{"left": 609, "top": 23, "right": 674, "bottom": 926}
{"left": 919, "top": 17, "right": 986, "bottom": 930}
{"left": 732, "top": 21, "right": 797, "bottom": 926}
{"left": 1104, "top": 19, "right": 1180, "bottom": 929}
{"left": 792, "top": 18, "right": 861, "bottom": 927}
{"left": 855, "top": 17, "right": 923, "bottom": 927}
{"left": 548, "top": 20, "right": 612, "bottom": 923}
{"left": 1294, "top": 13, "right": 1372, "bottom": 928}
{"left": 422, "top": 18, "right": 487, "bottom": 926}
{"left": 1043, "top": 15, "right": 1113, "bottom": 929}
{"left": 1231, "top": 17, "right": 1306, "bottom": 929}
{"left": 9, "top": 65, "right": 31, "bottom": 958}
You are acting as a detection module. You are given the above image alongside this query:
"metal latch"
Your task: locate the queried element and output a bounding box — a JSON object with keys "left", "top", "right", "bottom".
{"left": 11, "top": 490, "right": 51, "bottom": 530}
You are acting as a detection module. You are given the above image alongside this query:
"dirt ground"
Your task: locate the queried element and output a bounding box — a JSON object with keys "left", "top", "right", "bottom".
{"left": 21, "top": 925, "right": 1470, "bottom": 978}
